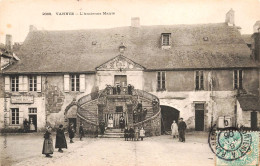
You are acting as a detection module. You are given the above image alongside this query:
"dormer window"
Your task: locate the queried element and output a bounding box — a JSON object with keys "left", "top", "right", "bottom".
{"left": 162, "top": 33, "right": 170, "bottom": 46}
{"left": 119, "top": 43, "right": 126, "bottom": 53}
{"left": 161, "top": 33, "right": 171, "bottom": 50}
{"left": 203, "top": 37, "right": 208, "bottom": 41}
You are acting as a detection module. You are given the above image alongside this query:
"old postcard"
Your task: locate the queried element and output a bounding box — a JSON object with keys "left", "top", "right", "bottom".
{"left": 0, "top": 0, "right": 260, "bottom": 165}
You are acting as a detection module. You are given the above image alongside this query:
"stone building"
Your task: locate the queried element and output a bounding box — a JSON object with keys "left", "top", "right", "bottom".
{"left": 0, "top": 10, "right": 260, "bottom": 134}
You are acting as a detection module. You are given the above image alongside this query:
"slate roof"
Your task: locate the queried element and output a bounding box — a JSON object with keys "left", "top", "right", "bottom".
{"left": 237, "top": 95, "right": 260, "bottom": 112}
{"left": 3, "top": 23, "right": 257, "bottom": 73}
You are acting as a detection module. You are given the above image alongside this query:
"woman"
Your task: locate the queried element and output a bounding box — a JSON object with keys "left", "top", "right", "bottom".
{"left": 42, "top": 126, "right": 54, "bottom": 157}
{"left": 79, "top": 123, "right": 84, "bottom": 141}
{"left": 68, "top": 123, "right": 75, "bottom": 143}
{"left": 55, "top": 124, "right": 67, "bottom": 153}
{"left": 171, "top": 120, "right": 178, "bottom": 139}
{"left": 139, "top": 127, "right": 145, "bottom": 141}
{"left": 108, "top": 115, "right": 113, "bottom": 129}
{"left": 119, "top": 116, "right": 125, "bottom": 131}
{"left": 29, "top": 118, "right": 35, "bottom": 132}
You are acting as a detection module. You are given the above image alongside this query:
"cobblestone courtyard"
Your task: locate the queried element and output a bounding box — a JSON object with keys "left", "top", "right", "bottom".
{"left": 0, "top": 133, "right": 215, "bottom": 166}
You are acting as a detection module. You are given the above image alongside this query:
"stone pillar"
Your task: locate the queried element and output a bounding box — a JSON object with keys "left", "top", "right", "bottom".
{"left": 127, "top": 104, "right": 133, "bottom": 127}
{"left": 98, "top": 104, "right": 105, "bottom": 122}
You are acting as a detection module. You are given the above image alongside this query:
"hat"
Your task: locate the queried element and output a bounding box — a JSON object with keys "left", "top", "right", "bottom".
{"left": 179, "top": 118, "right": 183, "bottom": 120}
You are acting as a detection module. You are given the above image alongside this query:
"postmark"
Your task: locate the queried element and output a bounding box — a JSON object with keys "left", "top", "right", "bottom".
{"left": 208, "top": 125, "right": 259, "bottom": 165}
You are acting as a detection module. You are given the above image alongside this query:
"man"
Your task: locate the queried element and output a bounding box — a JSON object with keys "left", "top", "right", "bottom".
{"left": 178, "top": 118, "right": 187, "bottom": 142}
{"left": 116, "top": 84, "right": 121, "bottom": 95}
{"left": 55, "top": 124, "right": 67, "bottom": 153}
{"left": 152, "top": 99, "right": 158, "bottom": 114}
{"left": 127, "top": 84, "right": 132, "bottom": 95}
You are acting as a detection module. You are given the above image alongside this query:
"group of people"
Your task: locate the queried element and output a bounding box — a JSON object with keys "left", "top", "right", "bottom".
{"left": 171, "top": 118, "right": 187, "bottom": 142}
{"left": 124, "top": 126, "right": 145, "bottom": 141}
{"left": 23, "top": 118, "right": 36, "bottom": 132}
{"left": 42, "top": 123, "right": 85, "bottom": 158}
{"left": 105, "top": 84, "right": 134, "bottom": 95}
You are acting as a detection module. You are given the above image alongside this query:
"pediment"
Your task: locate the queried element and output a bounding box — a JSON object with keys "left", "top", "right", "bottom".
{"left": 96, "top": 55, "right": 145, "bottom": 71}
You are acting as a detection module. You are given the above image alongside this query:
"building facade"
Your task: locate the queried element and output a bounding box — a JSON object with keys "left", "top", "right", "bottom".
{"left": 1, "top": 10, "right": 260, "bottom": 134}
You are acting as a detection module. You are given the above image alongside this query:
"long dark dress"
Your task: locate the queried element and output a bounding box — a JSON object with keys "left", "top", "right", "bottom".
{"left": 119, "top": 118, "right": 125, "bottom": 129}
{"left": 79, "top": 126, "right": 84, "bottom": 139}
{"left": 55, "top": 128, "right": 67, "bottom": 149}
{"left": 129, "top": 128, "right": 135, "bottom": 140}
{"left": 99, "top": 121, "right": 105, "bottom": 135}
{"left": 42, "top": 131, "right": 54, "bottom": 154}
{"left": 124, "top": 129, "right": 129, "bottom": 140}
{"left": 68, "top": 126, "right": 75, "bottom": 139}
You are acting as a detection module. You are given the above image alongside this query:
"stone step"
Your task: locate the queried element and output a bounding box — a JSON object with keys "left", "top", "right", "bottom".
{"left": 105, "top": 129, "right": 124, "bottom": 133}
{"left": 98, "top": 134, "right": 124, "bottom": 138}
{"left": 104, "top": 132, "right": 124, "bottom": 135}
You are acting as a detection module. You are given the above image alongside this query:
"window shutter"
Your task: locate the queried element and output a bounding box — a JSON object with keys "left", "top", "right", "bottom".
{"left": 80, "top": 74, "right": 85, "bottom": 92}
{"left": 37, "top": 76, "right": 42, "bottom": 92}
{"left": 64, "top": 74, "right": 69, "bottom": 92}
{"left": 23, "top": 76, "right": 28, "bottom": 92}
{"left": 18, "top": 76, "right": 23, "bottom": 92}
{"left": 4, "top": 76, "right": 10, "bottom": 92}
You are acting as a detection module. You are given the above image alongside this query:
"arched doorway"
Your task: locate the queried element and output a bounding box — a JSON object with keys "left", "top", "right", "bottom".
{"left": 161, "top": 105, "right": 180, "bottom": 133}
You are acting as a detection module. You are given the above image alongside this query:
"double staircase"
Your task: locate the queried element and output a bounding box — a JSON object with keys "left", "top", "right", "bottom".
{"left": 76, "top": 88, "right": 161, "bottom": 137}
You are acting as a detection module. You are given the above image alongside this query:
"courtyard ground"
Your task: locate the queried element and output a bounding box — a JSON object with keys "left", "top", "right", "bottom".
{"left": 0, "top": 132, "right": 215, "bottom": 166}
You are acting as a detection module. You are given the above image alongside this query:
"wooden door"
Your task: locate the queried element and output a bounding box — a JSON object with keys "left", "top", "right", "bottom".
{"left": 114, "top": 75, "right": 127, "bottom": 87}
{"left": 195, "top": 104, "right": 204, "bottom": 131}
{"left": 251, "top": 112, "right": 257, "bottom": 130}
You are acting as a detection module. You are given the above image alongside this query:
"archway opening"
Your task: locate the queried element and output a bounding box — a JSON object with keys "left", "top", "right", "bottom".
{"left": 161, "top": 105, "right": 180, "bottom": 133}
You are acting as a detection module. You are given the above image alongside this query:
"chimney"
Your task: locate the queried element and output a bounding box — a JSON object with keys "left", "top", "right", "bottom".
{"left": 252, "top": 21, "right": 260, "bottom": 63}
{"left": 253, "top": 21, "right": 260, "bottom": 33}
{"left": 225, "top": 9, "right": 235, "bottom": 26}
{"left": 131, "top": 17, "right": 140, "bottom": 28}
{"left": 5, "top": 34, "right": 12, "bottom": 51}
{"left": 29, "top": 25, "right": 37, "bottom": 32}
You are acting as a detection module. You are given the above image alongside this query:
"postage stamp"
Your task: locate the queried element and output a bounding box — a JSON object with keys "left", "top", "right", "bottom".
{"left": 209, "top": 126, "right": 259, "bottom": 166}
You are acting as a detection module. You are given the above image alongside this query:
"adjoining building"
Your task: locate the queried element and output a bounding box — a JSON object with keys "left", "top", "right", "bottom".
{"left": 1, "top": 9, "right": 260, "bottom": 135}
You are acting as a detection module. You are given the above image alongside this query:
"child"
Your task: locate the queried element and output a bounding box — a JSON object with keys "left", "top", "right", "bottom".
{"left": 139, "top": 127, "right": 145, "bottom": 141}
{"left": 134, "top": 127, "right": 139, "bottom": 141}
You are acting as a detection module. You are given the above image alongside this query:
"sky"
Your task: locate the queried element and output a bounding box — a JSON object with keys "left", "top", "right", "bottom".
{"left": 0, "top": 0, "right": 260, "bottom": 43}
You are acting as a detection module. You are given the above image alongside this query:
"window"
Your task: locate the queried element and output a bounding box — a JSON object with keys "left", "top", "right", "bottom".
{"left": 162, "top": 33, "right": 170, "bottom": 46}
{"left": 11, "top": 76, "right": 19, "bottom": 92}
{"left": 157, "top": 71, "right": 166, "bottom": 91}
{"left": 234, "top": 70, "right": 243, "bottom": 89}
{"left": 29, "top": 76, "right": 37, "bottom": 91}
{"left": 11, "top": 108, "right": 19, "bottom": 125}
{"left": 29, "top": 108, "right": 37, "bottom": 114}
{"left": 70, "top": 75, "right": 80, "bottom": 91}
{"left": 195, "top": 71, "right": 204, "bottom": 90}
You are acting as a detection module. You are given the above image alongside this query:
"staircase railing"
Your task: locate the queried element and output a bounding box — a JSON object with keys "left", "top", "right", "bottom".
{"left": 133, "top": 108, "right": 161, "bottom": 127}
{"left": 132, "top": 89, "right": 160, "bottom": 124}
{"left": 77, "top": 88, "right": 160, "bottom": 130}
{"left": 77, "top": 112, "right": 98, "bottom": 126}
{"left": 78, "top": 90, "right": 105, "bottom": 106}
